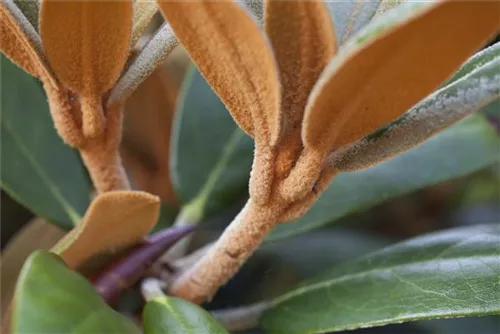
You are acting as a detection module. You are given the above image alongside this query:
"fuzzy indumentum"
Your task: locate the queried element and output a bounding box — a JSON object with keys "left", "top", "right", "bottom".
{"left": 1, "top": 0, "right": 499, "bottom": 307}
{"left": 157, "top": 0, "right": 500, "bottom": 303}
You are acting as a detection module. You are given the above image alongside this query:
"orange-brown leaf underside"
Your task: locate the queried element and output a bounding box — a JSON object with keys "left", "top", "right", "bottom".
{"left": 303, "top": 0, "right": 500, "bottom": 154}
{"left": 40, "top": 0, "right": 133, "bottom": 137}
{"left": 157, "top": 0, "right": 282, "bottom": 146}
{"left": 264, "top": 0, "right": 336, "bottom": 177}
{"left": 40, "top": 0, "right": 133, "bottom": 94}
{"left": 0, "top": 0, "right": 56, "bottom": 87}
{"left": 131, "top": 0, "right": 158, "bottom": 47}
{"left": 52, "top": 191, "right": 160, "bottom": 269}
{"left": 265, "top": 0, "right": 336, "bottom": 130}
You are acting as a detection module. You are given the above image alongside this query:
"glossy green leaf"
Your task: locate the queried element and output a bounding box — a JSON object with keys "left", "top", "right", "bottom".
{"left": 269, "top": 112, "right": 500, "bottom": 241}
{"left": 262, "top": 224, "right": 500, "bottom": 333}
{"left": 261, "top": 229, "right": 391, "bottom": 278}
{"left": 0, "top": 55, "right": 91, "bottom": 229}
{"left": 143, "top": 296, "right": 228, "bottom": 334}
{"left": 11, "top": 251, "right": 140, "bottom": 334}
{"left": 171, "top": 67, "right": 254, "bottom": 217}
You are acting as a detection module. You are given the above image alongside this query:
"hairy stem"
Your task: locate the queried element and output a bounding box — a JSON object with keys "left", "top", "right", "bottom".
{"left": 141, "top": 278, "right": 167, "bottom": 301}
{"left": 79, "top": 103, "right": 130, "bottom": 193}
{"left": 80, "top": 144, "right": 129, "bottom": 192}
{"left": 169, "top": 199, "right": 283, "bottom": 303}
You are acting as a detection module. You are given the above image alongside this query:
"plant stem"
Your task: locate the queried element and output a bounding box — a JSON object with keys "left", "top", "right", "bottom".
{"left": 169, "top": 199, "right": 282, "bottom": 303}
{"left": 80, "top": 145, "right": 129, "bottom": 192}
{"left": 141, "top": 278, "right": 167, "bottom": 301}
{"left": 79, "top": 103, "right": 130, "bottom": 192}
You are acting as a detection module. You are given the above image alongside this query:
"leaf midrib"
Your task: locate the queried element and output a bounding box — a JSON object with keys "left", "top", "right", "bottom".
{"left": 157, "top": 298, "right": 192, "bottom": 333}
{"left": 272, "top": 253, "right": 499, "bottom": 306}
{"left": 1, "top": 119, "right": 81, "bottom": 224}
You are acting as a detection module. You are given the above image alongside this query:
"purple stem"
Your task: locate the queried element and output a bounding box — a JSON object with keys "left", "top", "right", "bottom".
{"left": 90, "top": 225, "right": 195, "bottom": 304}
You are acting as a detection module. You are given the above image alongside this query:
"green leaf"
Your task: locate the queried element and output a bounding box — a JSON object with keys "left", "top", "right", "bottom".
{"left": 261, "top": 229, "right": 391, "bottom": 278}
{"left": 269, "top": 113, "right": 500, "bottom": 241}
{"left": 11, "top": 251, "right": 140, "bottom": 334}
{"left": 325, "top": 0, "right": 382, "bottom": 46}
{"left": 143, "top": 296, "right": 228, "bottom": 334}
{"left": 150, "top": 204, "right": 180, "bottom": 233}
{"left": 262, "top": 224, "right": 500, "bottom": 333}
{"left": 171, "top": 67, "right": 254, "bottom": 218}
{"left": 0, "top": 55, "right": 91, "bottom": 229}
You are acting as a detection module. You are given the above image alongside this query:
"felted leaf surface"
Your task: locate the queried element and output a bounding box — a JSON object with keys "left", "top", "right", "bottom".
{"left": 157, "top": 0, "right": 281, "bottom": 146}
{"left": 269, "top": 112, "right": 500, "bottom": 241}
{"left": 11, "top": 251, "right": 140, "bottom": 334}
{"left": 325, "top": 0, "right": 382, "bottom": 46}
{"left": 374, "top": 0, "right": 406, "bottom": 19}
{"left": 0, "top": 55, "right": 90, "bottom": 229}
{"left": 108, "top": 22, "right": 177, "bottom": 106}
{"left": 303, "top": 1, "right": 500, "bottom": 155}
{"left": 143, "top": 296, "right": 228, "bottom": 334}
{"left": 331, "top": 44, "right": 500, "bottom": 171}
{"left": 0, "top": 0, "right": 55, "bottom": 85}
{"left": 40, "top": 0, "right": 133, "bottom": 94}
{"left": 265, "top": 0, "right": 335, "bottom": 124}
{"left": 52, "top": 191, "right": 160, "bottom": 268}
{"left": 131, "top": 0, "right": 157, "bottom": 47}
{"left": 447, "top": 42, "right": 500, "bottom": 85}
{"left": 240, "top": 0, "right": 264, "bottom": 25}
{"left": 171, "top": 68, "right": 253, "bottom": 216}
{"left": 262, "top": 224, "right": 500, "bottom": 333}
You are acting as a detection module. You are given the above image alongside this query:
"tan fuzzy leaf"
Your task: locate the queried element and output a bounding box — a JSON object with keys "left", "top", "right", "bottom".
{"left": 265, "top": 0, "right": 336, "bottom": 133}
{"left": 131, "top": 0, "right": 158, "bottom": 47}
{"left": 14, "top": 0, "right": 39, "bottom": 31}
{"left": 0, "top": 0, "right": 56, "bottom": 86}
{"left": 303, "top": 0, "right": 500, "bottom": 155}
{"left": 330, "top": 57, "right": 500, "bottom": 171}
{"left": 51, "top": 191, "right": 160, "bottom": 268}
{"left": 264, "top": 0, "right": 336, "bottom": 175}
{"left": 40, "top": 0, "right": 133, "bottom": 137}
{"left": 157, "top": 0, "right": 281, "bottom": 146}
